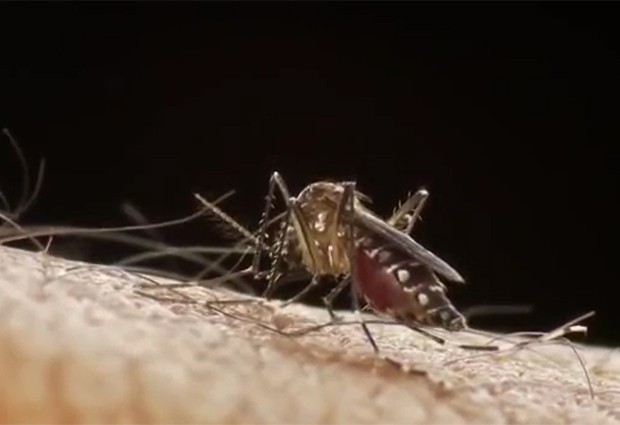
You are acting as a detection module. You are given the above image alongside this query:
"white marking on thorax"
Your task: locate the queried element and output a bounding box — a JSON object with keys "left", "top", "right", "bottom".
{"left": 314, "top": 211, "right": 327, "bottom": 232}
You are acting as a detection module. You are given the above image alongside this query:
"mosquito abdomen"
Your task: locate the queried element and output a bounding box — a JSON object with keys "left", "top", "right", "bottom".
{"left": 352, "top": 236, "right": 466, "bottom": 332}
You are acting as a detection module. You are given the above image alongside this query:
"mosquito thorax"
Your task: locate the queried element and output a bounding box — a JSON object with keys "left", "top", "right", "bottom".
{"left": 280, "top": 181, "right": 362, "bottom": 276}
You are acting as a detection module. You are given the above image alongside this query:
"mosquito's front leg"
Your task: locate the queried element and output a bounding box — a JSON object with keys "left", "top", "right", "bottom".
{"left": 252, "top": 172, "right": 281, "bottom": 278}
{"left": 321, "top": 182, "right": 357, "bottom": 319}
{"left": 264, "top": 172, "right": 321, "bottom": 304}
{"left": 262, "top": 203, "right": 292, "bottom": 299}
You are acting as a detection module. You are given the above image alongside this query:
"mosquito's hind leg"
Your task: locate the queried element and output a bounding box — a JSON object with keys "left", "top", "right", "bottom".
{"left": 388, "top": 188, "right": 429, "bottom": 235}
{"left": 349, "top": 283, "right": 380, "bottom": 353}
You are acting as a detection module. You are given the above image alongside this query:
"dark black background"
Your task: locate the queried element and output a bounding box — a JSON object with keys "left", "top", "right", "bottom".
{"left": 1, "top": 3, "right": 617, "bottom": 345}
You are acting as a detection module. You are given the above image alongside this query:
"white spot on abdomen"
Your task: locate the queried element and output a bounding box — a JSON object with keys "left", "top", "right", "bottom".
{"left": 396, "top": 268, "right": 410, "bottom": 283}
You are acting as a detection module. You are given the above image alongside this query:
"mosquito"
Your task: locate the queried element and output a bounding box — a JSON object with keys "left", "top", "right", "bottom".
{"left": 207, "top": 171, "right": 485, "bottom": 351}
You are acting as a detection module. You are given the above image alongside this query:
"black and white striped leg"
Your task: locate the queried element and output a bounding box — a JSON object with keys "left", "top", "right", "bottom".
{"left": 388, "top": 188, "right": 430, "bottom": 235}
{"left": 263, "top": 172, "right": 321, "bottom": 304}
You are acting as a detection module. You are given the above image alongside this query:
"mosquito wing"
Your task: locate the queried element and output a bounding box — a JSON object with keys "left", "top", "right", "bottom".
{"left": 353, "top": 208, "right": 465, "bottom": 283}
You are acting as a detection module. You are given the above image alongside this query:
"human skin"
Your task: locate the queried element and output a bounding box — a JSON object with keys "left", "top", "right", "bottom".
{"left": 0, "top": 245, "right": 619, "bottom": 424}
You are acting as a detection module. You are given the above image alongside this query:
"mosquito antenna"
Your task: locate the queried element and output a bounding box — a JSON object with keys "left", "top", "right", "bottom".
{"left": 112, "top": 195, "right": 262, "bottom": 292}
{"left": 115, "top": 192, "right": 254, "bottom": 274}
{"left": 194, "top": 192, "right": 263, "bottom": 248}
{"left": 191, "top": 192, "right": 291, "bottom": 280}
{"left": 114, "top": 190, "right": 262, "bottom": 280}
{"left": 179, "top": 202, "right": 287, "bottom": 291}
{"left": 118, "top": 194, "right": 243, "bottom": 258}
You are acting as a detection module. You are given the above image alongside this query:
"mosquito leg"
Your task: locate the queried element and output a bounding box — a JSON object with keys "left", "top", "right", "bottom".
{"left": 387, "top": 188, "right": 430, "bottom": 235}
{"left": 280, "top": 274, "right": 321, "bottom": 307}
{"left": 261, "top": 204, "right": 291, "bottom": 299}
{"left": 349, "top": 292, "right": 418, "bottom": 376}
{"left": 260, "top": 172, "right": 298, "bottom": 299}
{"left": 262, "top": 198, "right": 314, "bottom": 300}
{"left": 252, "top": 172, "right": 280, "bottom": 278}
{"left": 401, "top": 321, "right": 448, "bottom": 345}
{"left": 350, "top": 282, "right": 380, "bottom": 354}
{"left": 267, "top": 173, "right": 322, "bottom": 304}
{"left": 339, "top": 181, "right": 380, "bottom": 353}
{"left": 330, "top": 180, "right": 359, "bottom": 276}
{"left": 322, "top": 276, "right": 351, "bottom": 320}
{"left": 319, "top": 182, "right": 357, "bottom": 320}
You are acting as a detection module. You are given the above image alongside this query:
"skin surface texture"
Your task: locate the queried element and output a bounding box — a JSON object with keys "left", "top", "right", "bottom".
{"left": 0, "top": 245, "right": 619, "bottom": 424}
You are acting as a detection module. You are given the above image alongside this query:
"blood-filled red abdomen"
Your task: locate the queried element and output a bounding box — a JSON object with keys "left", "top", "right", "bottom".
{"left": 352, "top": 247, "right": 412, "bottom": 313}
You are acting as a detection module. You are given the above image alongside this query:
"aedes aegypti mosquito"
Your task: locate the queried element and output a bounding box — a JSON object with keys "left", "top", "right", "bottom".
{"left": 238, "top": 171, "right": 479, "bottom": 351}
